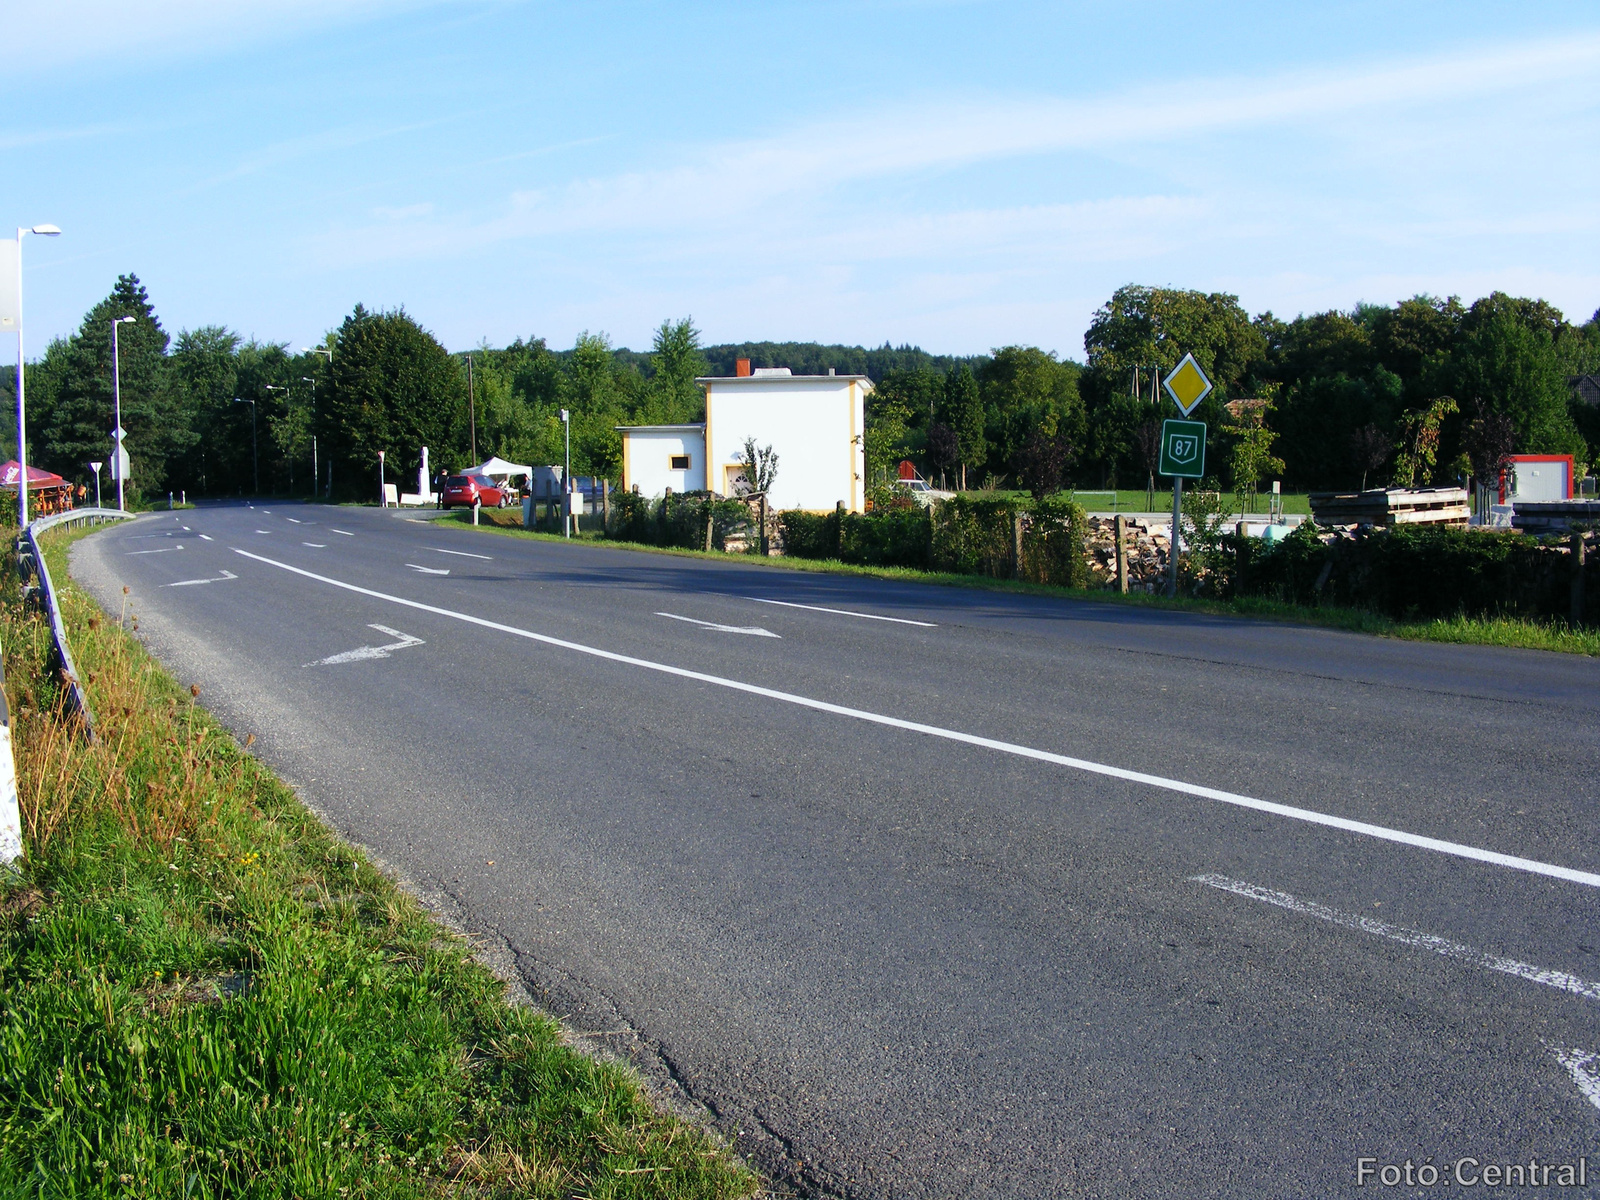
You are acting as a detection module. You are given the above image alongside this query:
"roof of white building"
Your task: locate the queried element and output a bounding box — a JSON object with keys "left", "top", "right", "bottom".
{"left": 614, "top": 423, "right": 706, "bottom": 433}
{"left": 695, "top": 369, "right": 872, "bottom": 385}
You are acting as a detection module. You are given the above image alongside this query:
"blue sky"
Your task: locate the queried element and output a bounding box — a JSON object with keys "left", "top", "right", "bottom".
{"left": 10, "top": 1, "right": 1599, "bottom": 360}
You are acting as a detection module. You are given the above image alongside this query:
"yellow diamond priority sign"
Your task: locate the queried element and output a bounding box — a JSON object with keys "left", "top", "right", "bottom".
{"left": 1163, "top": 352, "right": 1212, "bottom": 416}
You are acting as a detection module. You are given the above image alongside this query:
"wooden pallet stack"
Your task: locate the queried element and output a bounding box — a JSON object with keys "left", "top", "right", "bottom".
{"left": 1308, "top": 487, "right": 1470, "bottom": 528}
{"left": 1510, "top": 499, "right": 1600, "bottom": 533}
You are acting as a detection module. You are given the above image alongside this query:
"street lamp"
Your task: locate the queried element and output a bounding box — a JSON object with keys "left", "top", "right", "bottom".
{"left": 232, "top": 397, "right": 257, "bottom": 495}
{"left": 302, "top": 347, "right": 331, "bottom": 498}
{"left": 301, "top": 377, "right": 318, "bottom": 499}
{"left": 7, "top": 224, "right": 62, "bottom": 525}
{"left": 88, "top": 461, "right": 102, "bottom": 509}
{"left": 560, "top": 407, "right": 571, "bottom": 540}
{"left": 111, "top": 315, "right": 136, "bottom": 512}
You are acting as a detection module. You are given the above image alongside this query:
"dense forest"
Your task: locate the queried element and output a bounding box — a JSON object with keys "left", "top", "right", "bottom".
{"left": 1, "top": 275, "right": 1596, "bottom": 504}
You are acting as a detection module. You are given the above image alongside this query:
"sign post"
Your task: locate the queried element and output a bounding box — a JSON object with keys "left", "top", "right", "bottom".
{"left": 1160, "top": 354, "right": 1213, "bottom": 597}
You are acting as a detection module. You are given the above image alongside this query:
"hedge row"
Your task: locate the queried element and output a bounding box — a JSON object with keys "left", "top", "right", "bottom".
{"left": 1227, "top": 523, "right": 1597, "bottom": 624}
{"left": 606, "top": 490, "right": 753, "bottom": 551}
{"left": 779, "top": 496, "right": 1090, "bottom": 588}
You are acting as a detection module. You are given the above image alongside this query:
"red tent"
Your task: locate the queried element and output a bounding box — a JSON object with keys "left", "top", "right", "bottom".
{"left": 0, "top": 461, "right": 67, "bottom": 489}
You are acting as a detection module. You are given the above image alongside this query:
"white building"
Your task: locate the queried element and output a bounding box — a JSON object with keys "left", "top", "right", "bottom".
{"left": 617, "top": 364, "right": 870, "bottom": 512}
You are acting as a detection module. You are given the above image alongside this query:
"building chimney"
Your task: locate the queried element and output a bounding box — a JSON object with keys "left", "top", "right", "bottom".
{"left": 736, "top": 358, "right": 751, "bottom": 377}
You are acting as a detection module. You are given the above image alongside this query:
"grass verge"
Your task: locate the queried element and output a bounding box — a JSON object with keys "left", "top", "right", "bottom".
{"left": 442, "top": 509, "right": 1600, "bottom": 657}
{"left": 0, "top": 526, "right": 760, "bottom": 1198}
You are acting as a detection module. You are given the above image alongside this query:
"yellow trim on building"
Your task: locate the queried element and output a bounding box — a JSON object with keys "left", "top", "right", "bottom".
{"left": 621, "top": 432, "right": 631, "bottom": 493}
{"left": 702, "top": 382, "right": 715, "bottom": 492}
{"left": 848, "top": 381, "right": 859, "bottom": 512}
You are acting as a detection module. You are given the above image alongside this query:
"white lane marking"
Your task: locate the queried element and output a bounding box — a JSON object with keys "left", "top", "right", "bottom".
{"left": 428, "top": 547, "right": 492, "bottom": 560}
{"left": 407, "top": 563, "right": 450, "bottom": 575}
{"left": 262, "top": 510, "right": 271, "bottom": 514}
{"left": 330, "top": 528, "right": 353, "bottom": 536}
{"left": 657, "top": 611, "right": 781, "bottom": 638}
{"left": 1192, "top": 875, "right": 1600, "bottom": 1001}
{"left": 229, "top": 548, "right": 1600, "bottom": 891}
{"left": 198, "top": 534, "right": 213, "bottom": 541}
{"left": 166, "top": 569, "right": 238, "bottom": 588}
{"left": 127, "top": 546, "right": 184, "bottom": 555}
{"left": 303, "top": 542, "right": 327, "bottom": 548}
{"left": 256, "top": 529, "right": 270, "bottom": 534}
{"left": 286, "top": 517, "right": 301, "bottom": 524}
{"left": 1551, "top": 1047, "right": 1600, "bottom": 1112}
{"left": 181, "top": 525, "right": 191, "bottom": 531}
{"left": 748, "top": 597, "right": 936, "bottom": 627}
{"left": 305, "top": 624, "right": 425, "bottom": 667}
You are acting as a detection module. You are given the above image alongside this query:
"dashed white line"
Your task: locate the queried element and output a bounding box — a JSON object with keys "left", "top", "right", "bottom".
{"left": 198, "top": 534, "right": 213, "bottom": 541}
{"left": 229, "top": 547, "right": 1600, "bottom": 892}
{"left": 303, "top": 542, "right": 327, "bottom": 548}
{"left": 330, "top": 528, "right": 354, "bottom": 536}
{"left": 748, "top": 597, "right": 936, "bottom": 627}
{"left": 127, "top": 546, "right": 184, "bottom": 555}
{"left": 1192, "top": 875, "right": 1600, "bottom": 1001}
{"left": 286, "top": 517, "right": 302, "bottom": 524}
{"left": 181, "top": 525, "right": 191, "bottom": 531}
{"left": 256, "top": 529, "right": 270, "bottom": 534}
{"left": 428, "top": 547, "right": 493, "bottom": 560}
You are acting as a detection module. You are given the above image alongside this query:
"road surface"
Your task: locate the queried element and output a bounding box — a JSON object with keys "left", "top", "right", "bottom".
{"left": 74, "top": 502, "right": 1600, "bottom": 1198}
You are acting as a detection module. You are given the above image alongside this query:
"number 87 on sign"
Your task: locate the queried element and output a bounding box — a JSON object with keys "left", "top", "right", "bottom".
{"left": 1159, "top": 419, "right": 1206, "bottom": 479}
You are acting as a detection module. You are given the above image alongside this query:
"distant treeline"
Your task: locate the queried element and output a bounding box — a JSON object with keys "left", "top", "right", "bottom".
{"left": 3, "top": 277, "right": 1595, "bottom": 503}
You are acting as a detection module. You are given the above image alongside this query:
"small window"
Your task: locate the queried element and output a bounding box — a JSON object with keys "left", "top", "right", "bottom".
{"left": 669, "top": 454, "right": 691, "bottom": 471}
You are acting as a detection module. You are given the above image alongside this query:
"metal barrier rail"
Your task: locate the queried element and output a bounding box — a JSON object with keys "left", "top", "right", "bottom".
{"left": 17, "top": 507, "right": 136, "bottom": 744}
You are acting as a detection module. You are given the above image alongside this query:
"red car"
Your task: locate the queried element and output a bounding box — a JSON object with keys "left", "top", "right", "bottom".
{"left": 440, "top": 473, "right": 508, "bottom": 509}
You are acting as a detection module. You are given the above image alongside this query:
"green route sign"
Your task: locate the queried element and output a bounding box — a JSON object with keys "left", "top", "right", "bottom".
{"left": 1159, "top": 419, "right": 1206, "bottom": 479}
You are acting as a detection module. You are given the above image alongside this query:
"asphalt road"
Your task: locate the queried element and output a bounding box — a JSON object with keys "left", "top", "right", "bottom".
{"left": 73, "top": 502, "right": 1600, "bottom": 1199}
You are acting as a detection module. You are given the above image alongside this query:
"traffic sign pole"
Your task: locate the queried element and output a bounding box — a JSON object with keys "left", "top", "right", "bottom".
{"left": 1169, "top": 477, "right": 1182, "bottom": 597}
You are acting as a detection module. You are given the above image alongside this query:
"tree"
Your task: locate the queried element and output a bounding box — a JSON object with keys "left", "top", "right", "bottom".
{"left": 1133, "top": 419, "right": 1162, "bottom": 508}
{"left": 926, "top": 421, "right": 959, "bottom": 487}
{"left": 320, "top": 306, "right": 462, "bottom": 501}
{"left": 39, "top": 274, "right": 191, "bottom": 497}
{"left": 1392, "top": 396, "right": 1458, "bottom": 488}
{"left": 648, "top": 317, "right": 708, "bottom": 423}
{"left": 1349, "top": 424, "right": 1393, "bottom": 491}
{"left": 1012, "top": 428, "right": 1075, "bottom": 500}
{"left": 737, "top": 437, "right": 778, "bottom": 494}
{"left": 1223, "top": 399, "right": 1285, "bottom": 513}
{"left": 1460, "top": 399, "right": 1516, "bottom": 496}
{"left": 944, "top": 365, "right": 984, "bottom": 489}
{"left": 1446, "top": 294, "right": 1585, "bottom": 461}
{"left": 978, "top": 347, "right": 1083, "bottom": 489}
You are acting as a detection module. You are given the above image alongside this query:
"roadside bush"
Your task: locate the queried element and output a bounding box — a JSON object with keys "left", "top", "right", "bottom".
{"left": 779, "top": 510, "right": 839, "bottom": 560}
{"left": 608, "top": 491, "right": 750, "bottom": 551}
{"left": 1232, "top": 524, "right": 1597, "bottom": 624}
{"left": 842, "top": 507, "right": 931, "bottom": 568}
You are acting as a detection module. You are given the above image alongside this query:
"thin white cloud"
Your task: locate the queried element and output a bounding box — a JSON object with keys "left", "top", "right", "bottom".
{"left": 309, "top": 28, "right": 1600, "bottom": 267}
{"left": 7, "top": 0, "right": 479, "bottom": 74}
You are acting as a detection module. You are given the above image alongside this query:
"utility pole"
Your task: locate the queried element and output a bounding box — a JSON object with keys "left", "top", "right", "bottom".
{"left": 467, "top": 355, "right": 476, "bottom": 464}
{"left": 560, "top": 408, "right": 571, "bottom": 538}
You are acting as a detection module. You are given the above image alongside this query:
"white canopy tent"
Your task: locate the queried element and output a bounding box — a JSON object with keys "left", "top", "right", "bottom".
{"left": 469, "top": 457, "right": 535, "bottom": 487}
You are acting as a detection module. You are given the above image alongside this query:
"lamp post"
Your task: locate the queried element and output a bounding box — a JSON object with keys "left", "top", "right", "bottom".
{"left": 301, "top": 376, "right": 318, "bottom": 499}
{"left": 88, "top": 461, "right": 102, "bottom": 509}
{"left": 302, "top": 346, "right": 331, "bottom": 499}
{"left": 8, "top": 224, "right": 62, "bottom": 526}
{"left": 111, "top": 316, "right": 136, "bottom": 512}
{"left": 232, "top": 397, "right": 257, "bottom": 495}
{"left": 560, "top": 408, "right": 571, "bottom": 539}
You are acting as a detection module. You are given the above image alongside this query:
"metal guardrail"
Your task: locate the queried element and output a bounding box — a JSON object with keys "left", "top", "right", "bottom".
{"left": 17, "top": 507, "right": 136, "bottom": 744}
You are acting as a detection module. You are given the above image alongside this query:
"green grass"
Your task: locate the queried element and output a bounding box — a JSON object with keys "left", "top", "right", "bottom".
{"left": 0, "top": 528, "right": 760, "bottom": 1198}
{"left": 439, "top": 509, "right": 1600, "bottom": 657}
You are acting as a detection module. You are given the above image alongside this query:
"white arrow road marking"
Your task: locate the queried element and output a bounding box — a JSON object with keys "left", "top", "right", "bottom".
{"left": 126, "top": 546, "right": 184, "bottom": 555}
{"left": 747, "top": 597, "right": 937, "bottom": 627}
{"left": 1551, "top": 1047, "right": 1600, "bottom": 1112}
{"left": 429, "top": 547, "right": 492, "bottom": 560}
{"left": 230, "top": 547, "right": 1600, "bottom": 892}
{"left": 657, "top": 611, "right": 780, "bottom": 638}
{"left": 1192, "top": 875, "right": 1600, "bottom": 1001}
{"left": 198, "top": 534, "right": 213, "bottom": 541}
{"left": 303, "top": 542, "right": 327, "bottom": 548}
{"left": 166, "top": 569, "right": 238, "bottom": 588}
{"left": 306, "top": 624, "right": 425, "bottom": 666}
{"left": 407, "top": 563, "right": 450, "bottom": 575}
{"left": 330, "top": 528, "right": 353, "bottom": 536}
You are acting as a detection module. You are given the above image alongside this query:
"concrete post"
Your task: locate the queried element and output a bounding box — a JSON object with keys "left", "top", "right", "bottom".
{"left": 1012, "top": 511, "right": 1024, "bottom": 580}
